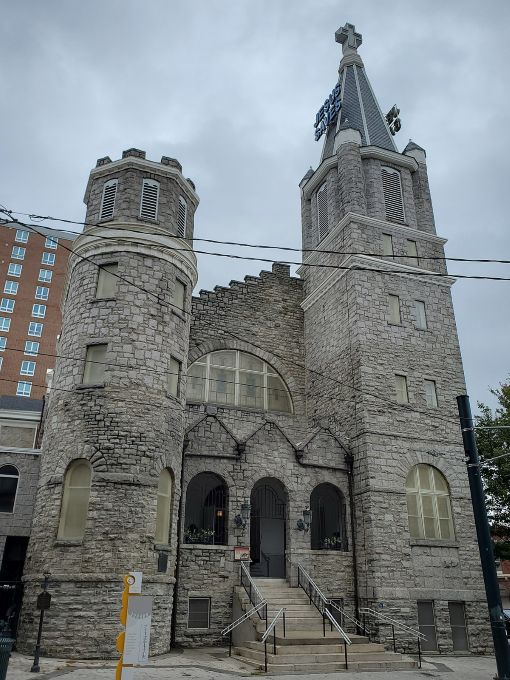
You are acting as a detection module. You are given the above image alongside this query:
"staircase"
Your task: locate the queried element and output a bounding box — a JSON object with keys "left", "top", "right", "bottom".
{"left": 232, "top": 578, "right": 418, "bottom": 673}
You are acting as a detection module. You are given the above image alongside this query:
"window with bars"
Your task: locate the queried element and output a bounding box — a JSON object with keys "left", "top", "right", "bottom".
{"left": 185, "top": 472, "right": 228, "bottom": 545}
{"left": 140, "top": 179, "right": 160, "bottom": 220}
{"left": 382, "top": 167, "right": 405, "bottom": 222}
{"left": 99, "top": 180, "right": 118, "bottom": 221}
{"left": 316, "top": 182, "right": 329, "bottom": 241}
{"left": 395, "top": 374, "right": 409, "bottom": 404}
{"left": 188, "top": 598, "right": 210, "bottom": 629}
{"left": 406, "top": 464, "right": 455, "bottom": 540}
{"left": 177, "top": 196, "right": 187, "bottom": 237}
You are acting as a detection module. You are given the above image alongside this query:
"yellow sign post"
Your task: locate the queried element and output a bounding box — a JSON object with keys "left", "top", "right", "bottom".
{"left": 116, "top": 572, "right": 153, "bottom": 680}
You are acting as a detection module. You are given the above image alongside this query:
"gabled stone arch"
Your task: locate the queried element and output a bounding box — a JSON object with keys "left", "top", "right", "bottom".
{"left": 184, "top": 413, "right": 242, "bottom": 457}
{"left": 187, "top": 338, "right": 299, "bottom": 410}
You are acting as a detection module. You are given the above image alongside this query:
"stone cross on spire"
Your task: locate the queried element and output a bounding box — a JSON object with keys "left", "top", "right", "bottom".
{"left": 335, "top": 22, "right": 362, "bottom": 55}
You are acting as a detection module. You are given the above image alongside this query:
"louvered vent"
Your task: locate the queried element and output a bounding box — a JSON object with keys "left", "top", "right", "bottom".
{"left": 140, "top": 179, "right": 160, "bottom": 220}
{"left": 382, "top": 167, "right": 405, "bottom": 222}
{"left": 177, "top": 196, "right": 187, "bottom": 237}
{"left": 316, "top": 183, "right": 328, "bottom": 241}
{"left": 99, "top": 180, "right": 118, "bottom": 220}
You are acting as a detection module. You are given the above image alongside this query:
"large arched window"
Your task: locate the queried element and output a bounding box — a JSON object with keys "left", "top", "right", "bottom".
{"left": 184, "top": 472, "right": 228, "bottom": 545}
{"left": 0, "top": 465, "right": 19, "bottom": 513}
{"left": 310, "top": 483, "right": 347, "bottom": 551}
{"left": 58, "top": 459, "right": 92, "bottom": 540}
{"left": 406, "top": 464, "right": 454, "bottom": 540}
{"left": 155, "top": 469, "right": 173, "bottom": 544}
{"left": 187, "top": 350, "right": 292, "bottom": 413}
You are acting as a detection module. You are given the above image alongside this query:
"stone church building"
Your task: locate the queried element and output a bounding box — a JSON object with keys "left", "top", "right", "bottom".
{"left": 6, "top": 22, "right": 491, "bottom": 660}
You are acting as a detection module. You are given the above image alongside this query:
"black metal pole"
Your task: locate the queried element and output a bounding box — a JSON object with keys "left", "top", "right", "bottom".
{"left": 229, "top": 630, "right": 232, "bottom": 657}
{"left": 391, "top": 624, "right": 396, "bottom": 652}
{"left": 457, "top": 395, "right": 510, "bottom": 680}
{"left": 417, "top": 635, "right": 421, "bottom": 669}
{"left": 30, "top": 610, "right": 44, "bottom": 673}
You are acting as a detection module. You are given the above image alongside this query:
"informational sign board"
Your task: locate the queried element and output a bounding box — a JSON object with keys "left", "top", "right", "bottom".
{"left": 122, "top": 595, "right": 153, "bottom": 665}
{"left": 36, "top": 592, "right": 51, "bottom": 610}
{"left": 234, "top": 546, "right": 250, "bottom": 561}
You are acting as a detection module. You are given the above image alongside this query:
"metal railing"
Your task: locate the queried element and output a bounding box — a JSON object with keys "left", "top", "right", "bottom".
{"left": 221, "top": 600, "right": 267, "bottom": 657}
{"left": 240, "top": 561, "right": 267, "bottom": 622}
{"left": 328, "top": 599, "right": 370, "bottom": 639}
{"left": 360, "top": 607, "right": 425, "bottom": 668}
{"left": 261, "top": 607, "right": 287, "bottom": 673}
{"left": 324, "top": 608, "right": 351, "bottom": 669}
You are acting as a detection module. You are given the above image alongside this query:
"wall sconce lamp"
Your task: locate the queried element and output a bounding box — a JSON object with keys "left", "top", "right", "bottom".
{"left": 297, "top": 507, "right": 312, "bottom": 532}
{"left": 234, "top": 501, "right": 251, "bottom": 528}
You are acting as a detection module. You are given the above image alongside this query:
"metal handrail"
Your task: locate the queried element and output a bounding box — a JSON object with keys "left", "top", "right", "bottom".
{"left": 323, "top": 609, "right": 350, "bottom": 670}
{"left": 240, "top": 560, "right": 267, "bottom": 623}
{"left": 296, "top": 563, "right": 329, "bottom": 614}
{"left": 221, "top": 600, "right": 267, "bottom": 636}
{"left": 360, "top": 607, "right": 424, "bottom": 668}
{"left": 360, "top": 607, "right": 426, "bottom": 639}
{"left": 222, "top": 600, "right": 267, "bottom": 657}
{"left": 261, "top": 607, "right": 287, "bottom": 673}
{"left": 240, "top": 561, "right": 264, "bottom": 602}
{"left": 328, "top": 600, "right": 370, "bottom": 638}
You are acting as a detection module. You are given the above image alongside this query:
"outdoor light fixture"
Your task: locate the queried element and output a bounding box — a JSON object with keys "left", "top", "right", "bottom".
{"left": 234, "top": 501, "right": 251, "bottom": 528}
{"left": 297, "top": 507, "right": 312, "bottom": 532}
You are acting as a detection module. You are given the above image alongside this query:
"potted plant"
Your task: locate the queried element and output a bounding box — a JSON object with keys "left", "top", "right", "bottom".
{"left": 184, "top": 527, "right": 215, "bottom": 544}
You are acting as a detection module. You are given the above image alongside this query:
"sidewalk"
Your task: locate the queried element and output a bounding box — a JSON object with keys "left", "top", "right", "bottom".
{"left": 6, "top": 648, "right": 499, "bottom": 679}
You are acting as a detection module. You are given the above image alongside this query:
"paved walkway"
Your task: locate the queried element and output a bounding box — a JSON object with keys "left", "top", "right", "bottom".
{"left": 6, "top": 648, "right": 499, "bottom": 679}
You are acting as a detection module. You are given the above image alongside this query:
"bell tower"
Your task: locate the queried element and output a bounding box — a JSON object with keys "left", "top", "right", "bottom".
{"left": 300, "top": 24, "right": 489, "bottom": 649}
{"left": 19, "top": 149, "right": 198, "bottom": 657}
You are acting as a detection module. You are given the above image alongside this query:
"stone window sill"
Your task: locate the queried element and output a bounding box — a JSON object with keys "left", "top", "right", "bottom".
{"left": 154, "top": 543, "right": 172, "bottom": 552}
{"left": 171, "top": 309, "right": 186, "bottom": 321}
{"left": 181, "top": 543, "right": 229, "bottom": 550}
{"left": 90, "top": 297, "right": 116, "bottom": 303}
{"left": 387, "top": 322, "right": 402, "bottom": 327}
{"left": 75, "top": 383, "right": 105, "bottom": 390}
{"left": 410, "top": 538, "right": 459, "bottom": 548}
{"left": 54, "top": 539, "right": 83, "bottom": 547}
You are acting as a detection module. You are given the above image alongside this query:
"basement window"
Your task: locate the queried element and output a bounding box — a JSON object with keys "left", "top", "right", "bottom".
{"left": 188, "top": 598, "right": 210, "bottom": 629}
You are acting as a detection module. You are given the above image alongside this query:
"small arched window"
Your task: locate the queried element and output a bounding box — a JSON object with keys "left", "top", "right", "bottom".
{"left": 382, "top": 166, "right": 405, "bottom": 222}
{"left": 184, "top": 472, "right": 228, "bottom": 545}
{"left": 0, "top": 465, "right": 19, "bottom": 513}
{"left": 406, "top": 464, "right": 454, "bottom": 540}
{"left": 187, "top": 350, "right": 292, "bottom": 413}
{"left": 140, "top": 179, "right": 160, "bottom": 220}
{"left": 58, "top": 459, "right": 92, "bottom": 540}
{"left": 310, "top": 483, "right": 347, "bottom": 551}
{"left": 99, "top": 179, "right": 118, "bottom": 221}
{"left": 155, "top": 469, "right": 173, "bottom": 544}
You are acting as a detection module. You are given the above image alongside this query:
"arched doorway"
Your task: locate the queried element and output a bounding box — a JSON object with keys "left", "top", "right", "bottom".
{"left": 250, "top": 478, "right": 286, "bottom": 577}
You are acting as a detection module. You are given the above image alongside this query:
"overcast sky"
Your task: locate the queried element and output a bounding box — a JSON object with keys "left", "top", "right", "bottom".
{"left": 1, "top": 0, "right": 509, "bottom": 410}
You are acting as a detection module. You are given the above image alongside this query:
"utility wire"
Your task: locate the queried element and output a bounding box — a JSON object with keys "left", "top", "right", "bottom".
{"left": 5, "top": 216, "right": 510, "bottom": 282}
{"left": 3, "top": 207, "right": 510, "bottom": 265}
{"left": 0, "top": 212, "right": 462, "bottom": 428}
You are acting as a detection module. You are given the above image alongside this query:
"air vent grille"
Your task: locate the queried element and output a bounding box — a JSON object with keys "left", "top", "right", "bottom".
{"left": 177, "top": 197, "right": 187, "bottom": 237}
{"left": 140, "top": 179, "right": 160, "bottom": 220}
{"left": 317, "top": 183, "right": 328, "bottom": 241}
{"left": 382, "top": 167, "right": 405, "bottom": 222}
{"left": 99, "top": 180, "right": 118, "bottom": 220}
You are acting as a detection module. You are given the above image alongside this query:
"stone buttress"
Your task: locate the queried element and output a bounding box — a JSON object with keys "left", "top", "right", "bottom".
{"left": 18, "top": 149, "right": 198, "bottom": 657}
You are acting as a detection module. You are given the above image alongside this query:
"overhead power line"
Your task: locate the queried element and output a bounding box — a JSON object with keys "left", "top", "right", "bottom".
{"left": 0, "top": 212, "right": 463, "bottom": 428}
{"left": 3, "top": 207, "right": 510, "bottom": 265}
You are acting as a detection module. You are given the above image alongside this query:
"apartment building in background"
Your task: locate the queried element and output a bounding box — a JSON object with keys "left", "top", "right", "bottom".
{"left": 0, "top": 221, "right": 78, "bottom": 402}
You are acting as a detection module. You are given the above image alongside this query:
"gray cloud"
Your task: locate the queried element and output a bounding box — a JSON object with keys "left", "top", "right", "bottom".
{"left": 1, "top": 0, "right": 508, "bottom": 409}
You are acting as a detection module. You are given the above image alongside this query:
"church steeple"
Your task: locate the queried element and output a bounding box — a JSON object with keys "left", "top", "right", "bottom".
{"left": 320, "top": 22, "right": 397, "bottom": 162}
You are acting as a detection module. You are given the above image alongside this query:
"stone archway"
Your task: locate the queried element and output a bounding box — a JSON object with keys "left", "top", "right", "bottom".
{"left": 250, "top": 477, "right": 287, "bottom": 577}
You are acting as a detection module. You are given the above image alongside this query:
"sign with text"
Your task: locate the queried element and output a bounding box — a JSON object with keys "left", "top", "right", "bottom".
{"left": 314, "top": 82, "right": 342, "bottom": 141}
{"left": 234, "top": 546, "right": 250, "bottom": 561}
{"left": 122, "top": 595, "right": 153, "bottom": 666}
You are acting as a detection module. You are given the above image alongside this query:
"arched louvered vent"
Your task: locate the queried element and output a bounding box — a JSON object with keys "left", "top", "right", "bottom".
{"left": 140, "top": 179, "right": 160, "bottom": 220}
{"left": 99, "top": 180, "right": 118, "bottom": 221}
{"left": 177, "top": 196, "right": 187, "bottom": 237}
{"left": 316, "top": 182, "right": 328, "bottom": 241}
{"left": 382, "top": 167, "right": 405, "bottom": 222}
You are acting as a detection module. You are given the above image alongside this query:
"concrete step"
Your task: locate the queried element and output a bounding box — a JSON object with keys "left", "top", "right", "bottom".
{"left": 242, "top": 640, "right": 387, "bottom": 654}
{"left": 234, "top": 645, "right": 406, "bottom": 664}
{"left": 256, "top": 631, "right": 370, "bottom": 644}
{"left": 233, "top": 652, "right": 417, "bottom": 674}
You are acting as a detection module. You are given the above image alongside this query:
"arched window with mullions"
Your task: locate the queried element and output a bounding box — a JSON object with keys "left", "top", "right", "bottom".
{"left": 0, "top": 465, "right": 19, "bottom": 513}
{"left": 406, "top": 464, "right": 455, "bottom": 540}
{"left": 184, "top": 472, "right": 228, "bottom": 545}
{"left": 58, "top": 459, "right": 92, "bottom": 540}
{"left": 310, "top": 483, "right": 348, "bottom": 551}
{"left": 155, "top": 469, "right": 173, "bottom": 545}
{"left": 187, "top": 350, "right": 293, "bottom": 413}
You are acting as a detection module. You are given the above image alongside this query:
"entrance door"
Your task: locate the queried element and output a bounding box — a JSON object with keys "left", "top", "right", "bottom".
{"left": 250, "top": 478, "right": 286, "bottom": 577}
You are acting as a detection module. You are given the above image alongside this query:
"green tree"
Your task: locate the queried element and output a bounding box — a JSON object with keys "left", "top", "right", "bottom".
{"left": 476, "top": 381, "right": 510, "bottom": 556}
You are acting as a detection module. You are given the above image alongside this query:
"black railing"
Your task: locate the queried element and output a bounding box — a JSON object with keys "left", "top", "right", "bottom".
{"left": 360, "top": 607, "right": 425, "bottom": 668}
{"left": 0, "top": 580, "right": 24, "bottom": 639}
{"left": 261, "top": 607, "right": 287, "bottom": 673}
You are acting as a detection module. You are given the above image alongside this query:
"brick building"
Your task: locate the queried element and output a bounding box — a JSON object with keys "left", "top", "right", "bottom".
{"left": 0, "top": 221, "right": 78, "bottom": 400}
{"left": 0, "top": 22, "right": 498, "bottom": 666}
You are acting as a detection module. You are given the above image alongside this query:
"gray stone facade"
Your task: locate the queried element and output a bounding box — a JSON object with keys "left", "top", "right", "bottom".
{"left": 12, "top": 24, "right": 493, "bottom": 664}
